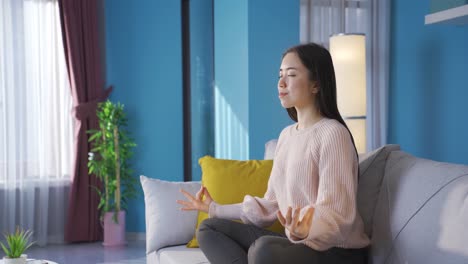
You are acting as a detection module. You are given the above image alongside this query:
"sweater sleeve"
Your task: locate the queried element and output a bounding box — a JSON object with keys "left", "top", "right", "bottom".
{"left": 208, "top": 181, "right": 279, "bottom": 228}
{"left": 290, "top": 125, "right": 358, "bottom": 247}
{"left": 239, "top": 185, "right": 279, "bottom": 227}
{"left": 208, "top": 202, "right": 242, "bottom": 220}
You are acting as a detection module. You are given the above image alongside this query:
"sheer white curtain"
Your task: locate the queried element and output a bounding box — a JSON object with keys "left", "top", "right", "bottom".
{"left": 300, "top": 0, "right": 369, "bottom": 47}
{"left": 0, "top": 0, "right": 73, "bottom": 246}
{"left": 300, "top": 0, "right": 390, "bottom": 151}
{"left": 367, "top": 0, "right": 391, "bottom": 151}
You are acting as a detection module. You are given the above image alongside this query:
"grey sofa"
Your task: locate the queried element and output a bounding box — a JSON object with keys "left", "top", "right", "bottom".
{"left": 370, "top": 150, "right": 468, "bottom": 264}
{"left": 146, "top": 142, "right": 468, "bottom": 264}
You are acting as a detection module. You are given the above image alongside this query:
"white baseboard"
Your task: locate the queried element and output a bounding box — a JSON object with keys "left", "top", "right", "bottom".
{"left": 126, "top": 232, "right": 146, "bottom": 241}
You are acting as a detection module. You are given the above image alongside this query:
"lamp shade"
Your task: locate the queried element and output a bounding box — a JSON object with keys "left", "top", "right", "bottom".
{"left": 329, "top": 34, "right": 366, "bottom": 153}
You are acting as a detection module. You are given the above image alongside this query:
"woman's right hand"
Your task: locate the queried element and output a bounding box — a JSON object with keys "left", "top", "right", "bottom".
{"left": 177, "top": 186, "right": 213, "bottom": 213}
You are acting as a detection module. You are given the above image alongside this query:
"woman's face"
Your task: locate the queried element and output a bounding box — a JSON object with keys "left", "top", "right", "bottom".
{"left": 278, "top": 52, "right": 317, "bottom": 109}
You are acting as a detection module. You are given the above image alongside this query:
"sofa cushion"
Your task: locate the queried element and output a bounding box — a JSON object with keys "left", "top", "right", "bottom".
{"left": 155, "top": 245, "right": 209, "bottom": 264}
{"left": 356, "top": 144, "right": 400, "bottom": 237}
{"left": 371, "top": 151, "right": 468, "bottom": 264}
{"left": 187, "top": 156, "right": 283, "bottom": 247}
{"left": 141, "top": 176, "right": 201, "bottom": 254}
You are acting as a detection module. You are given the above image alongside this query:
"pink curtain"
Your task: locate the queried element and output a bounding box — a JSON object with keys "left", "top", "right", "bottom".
{"left": 59, "top": 0, "right": 112, "bottom": 242}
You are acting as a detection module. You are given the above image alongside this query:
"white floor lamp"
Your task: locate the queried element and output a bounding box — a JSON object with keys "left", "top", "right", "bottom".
{"left": 329, "top": 33, "right": 367, "bottom": 153}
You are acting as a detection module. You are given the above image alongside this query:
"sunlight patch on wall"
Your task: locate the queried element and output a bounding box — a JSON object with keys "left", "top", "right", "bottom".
{"left": 214, "top": 85, "right": 249, "bottom": 160}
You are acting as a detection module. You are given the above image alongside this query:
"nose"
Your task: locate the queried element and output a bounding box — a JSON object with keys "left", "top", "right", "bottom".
{"left": 278, "top": 76, "right": 286, "bottom": 88}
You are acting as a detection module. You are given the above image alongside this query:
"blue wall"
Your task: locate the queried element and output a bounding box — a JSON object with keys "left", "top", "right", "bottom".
{"left": 105, "top": 0, "right": 183, "bottom": 232}
{"left": 248, "top": 0, "right": 299, "bottom": 159}
{"left": 190, "top": 0, "right": 215, "bottom": 181}
{"left": 214, "top": 0, "right": 249, "bottom": 130}
{"left": 214, "top": 0, "right": 250, "bottom": 159}
{"left": 389, "top": 0, "right": 468, "bottom": 164}
{"left": 105, "top": 0, "right": 299, "bottom": 232}
{"left": 214, "top": 0, "right": 298, "bottom": 160}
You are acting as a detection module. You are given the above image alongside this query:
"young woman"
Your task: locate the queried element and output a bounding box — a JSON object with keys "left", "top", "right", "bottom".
{"left": 177, "top": 43, "right": 370, "bottom": 264}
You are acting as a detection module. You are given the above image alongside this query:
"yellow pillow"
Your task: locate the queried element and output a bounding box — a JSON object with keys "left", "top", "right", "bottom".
{"left": 187, "top": 156, "right": 284, "bottom": 248}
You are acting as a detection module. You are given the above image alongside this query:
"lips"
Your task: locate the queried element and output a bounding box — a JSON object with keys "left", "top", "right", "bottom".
{"left": 279, "top": 92, "right": 288, "bottom": 98}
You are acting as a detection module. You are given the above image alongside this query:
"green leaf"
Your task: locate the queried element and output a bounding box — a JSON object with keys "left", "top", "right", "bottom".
{"left": 1, "top": 227, "right": 35, "bottom": 258}
{"left": 88, "top": 131, "right": 102, "bottom": 142}
{"left": 1, "top": 242, "right": 11, "bottom": 257}
{"left": 91, "top": 146, "right": 101, "bottom": 152}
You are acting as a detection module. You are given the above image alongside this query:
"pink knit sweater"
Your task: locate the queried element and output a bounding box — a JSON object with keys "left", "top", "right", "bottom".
{"left": 208, "top": 118, "right": 371, "bottom": 251}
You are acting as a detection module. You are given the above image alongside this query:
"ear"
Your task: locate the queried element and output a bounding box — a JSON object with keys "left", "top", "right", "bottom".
{"left": 309, "top": 82, "right": 319, "bottom": 94}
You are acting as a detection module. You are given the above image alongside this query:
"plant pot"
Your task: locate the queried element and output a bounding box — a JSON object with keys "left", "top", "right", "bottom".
{"left": 3, "top": 254, "right": 27, "bottom": 264}
{"left": 102, "top": 210, "right": 127, "bottom": 247}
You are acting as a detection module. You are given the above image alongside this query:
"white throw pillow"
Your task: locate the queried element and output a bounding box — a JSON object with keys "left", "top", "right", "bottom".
{"left": 264, "top": 139, "right": 278, "bottom": 160}
{"left": 140, "top": 175, "right": 201, "bottom": 254}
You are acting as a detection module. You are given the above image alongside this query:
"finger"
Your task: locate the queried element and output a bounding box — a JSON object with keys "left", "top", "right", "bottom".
{"left": 195, "top": 186, "right": 203, "bottom": 200}
{"left": 180, "top": 189, "right": 195, "bottom": 201}
{"left": 176, "top": 200, "right": 196, "bottom": 211}
{"left": 286, "top": 207, "right": 292, "bottom": 225}
{"left": 176, "top": 200, "right": 193, "bottom": 208}
{"left": 180, "top": 207, "right": 196, "bottom": 211}
{"left": 302, "top": 207, "right": 315, "bottom": 226}
{"left": 292, "top": 207, "right": 300, "bottom": 227}
{"left": 277, "top": 211, "right": 286, "bottom": 226}
{"left": 203, "top": 187, "right": 213, "bottom": 201}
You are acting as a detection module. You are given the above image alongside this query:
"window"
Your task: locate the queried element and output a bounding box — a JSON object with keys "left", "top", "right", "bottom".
{"left": 300, "top": 0, "right": 369, "bottom": 47}
{"left": 0, "top": 0, "right": 73, "bottom": 184}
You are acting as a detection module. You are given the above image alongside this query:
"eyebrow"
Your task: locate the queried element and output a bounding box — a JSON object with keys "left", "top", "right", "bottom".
{"left": 279, "top": 67, "right": 298, "bottom": 71}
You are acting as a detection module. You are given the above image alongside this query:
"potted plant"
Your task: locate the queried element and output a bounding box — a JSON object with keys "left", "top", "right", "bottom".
{"left": 0, "top": 227, "right": 35, "bottom": 264}
{"left": 87, "top": 100, "right": 138, "bottom": 246}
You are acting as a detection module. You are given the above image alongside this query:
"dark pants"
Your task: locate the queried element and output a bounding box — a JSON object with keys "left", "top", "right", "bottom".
{"left": 197, "top": 218, "right": 368, "bottom": 264}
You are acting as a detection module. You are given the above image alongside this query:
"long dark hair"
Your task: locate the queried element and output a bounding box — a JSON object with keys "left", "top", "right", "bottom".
{"left": 283, "top": 43, "right": 359, "bottom": 160}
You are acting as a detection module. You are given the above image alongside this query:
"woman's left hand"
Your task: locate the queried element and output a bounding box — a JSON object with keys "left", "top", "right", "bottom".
{"left": 277, "top": 206, "right": 314, "bottom": 241}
